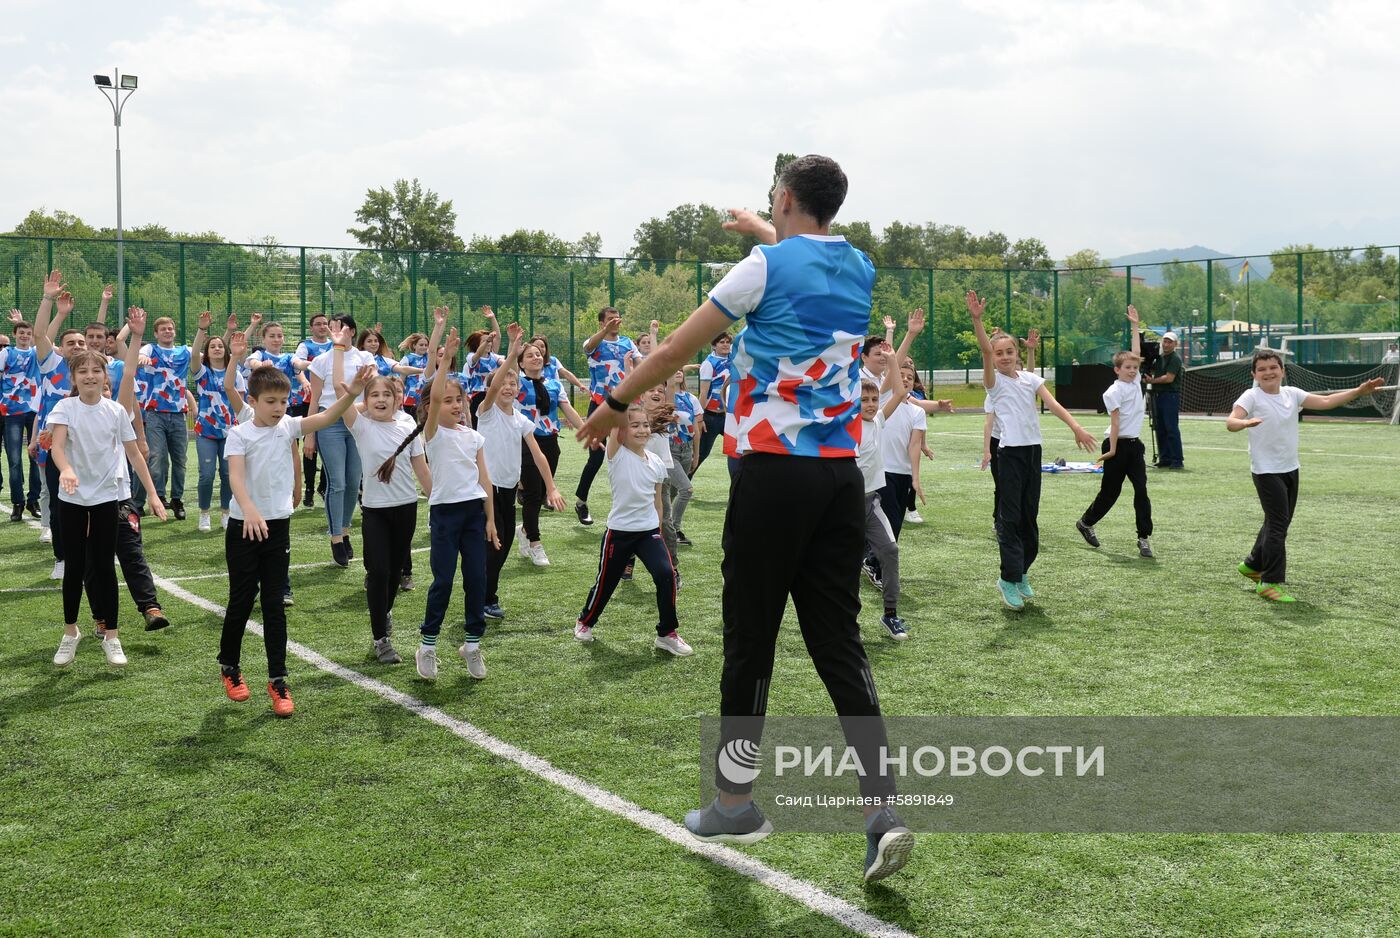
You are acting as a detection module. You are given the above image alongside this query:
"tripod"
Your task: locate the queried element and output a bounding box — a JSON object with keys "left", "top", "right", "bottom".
{"left": 1144, "top": 384, "right": 1159, "bottom": 466}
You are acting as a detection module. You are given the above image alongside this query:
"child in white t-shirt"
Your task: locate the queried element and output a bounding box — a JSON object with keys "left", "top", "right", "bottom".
{"left": 1226, "top": 348, "right": 1382, "bottom": 602}
{"left": 970, "top": 290, "right": 1097, "bottom": 610}
{"left": 218, "top": 354, "right": 371, "bottom": 716}
{"left": 1076, "top": 305, "right": 1154, "bottom": 558}
{"left": 857, "top": 330, "right": 914, "bottom": 641}
{"left": 573, "top": 403, "right": 691, "bottom": 656}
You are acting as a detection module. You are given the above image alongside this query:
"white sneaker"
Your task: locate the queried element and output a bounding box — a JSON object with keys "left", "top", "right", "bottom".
{"left": 221, "top": 512, "right": 230, "bottom": 530}
{"left": 905, "top": 509, "right": 924, "bottom": 524}
{"left": 39, "top": 527, "right": 52, "bottom": 544}
{"left": 50, "top": 560, "right": 65, "bottom": 580}
{"left": 655, "top": 631, "right": 694, "bottom": 656}
{"left": 101, "top": 636, "right": 128, "bottom": 667}
{"left": 198, "top": 512, "right": 211, "bottom": 532}
{"left": 528, "top": 544, "right": 551, "bottom": 567}
{"left": 459, "top": 643, "right": 486, "bottom": 679}
{"left": 53, "top": 631, "right": 81, "bottom": 667}
{"left": 516, "top": 525, "right": 530, "bottom": 560}
{"left": 415, "top": 643, "right": 438, "bottom": 681}
{"left": 573, "top": 622, "right": 594, "bottom": 642}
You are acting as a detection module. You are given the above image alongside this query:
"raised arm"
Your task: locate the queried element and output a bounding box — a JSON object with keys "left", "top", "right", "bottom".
{"left": 304, "top": 364, "right": 374, "bottom": 435}
{"left": 881, "top": 342, "right": 905, "bottom": 420}
{"left": 424, "top": 329, "right": 460, "bottom": 442}
{"left": 967, "top": 290, "right": 995, "bottom": 390}
{"left": 225, "top": 331, "right": 249, "bottom": 411}
{"left": 243, "top": 312, "right": 264, "bottom": 349}
{"left": 893, "top": 307, "right": 924, "bottom": 367}
{"left": 1302, "top": 378, "right": 1384, "bottom": 411}
{"left": 34, "top": 270, "right": 62, "bottom": 360}
{"left": 118, "top": 308, "right": 147, "bottom": 414}
{"left": 721, "top": 208, "right": 778, "bottom": 246}
{"left": 420, "top": 306, "right": 448, "bottom": 384}
{"left": 1025, "top": 327, "right": 1039, "bottom": 372}
{"left": 583, "top": 308, "right": 619, "bottom": 356}
{"left": 94, "top": 284, "right": 113, "bottom": 327}
{"left": 1126, "top": 306, "right": 1140, "bottom": 357}
{"left": 189, "top": 311, "right": 213, "bottom": 379}
{"left": 482, "top": 322, "right": 524, "bottom": 413}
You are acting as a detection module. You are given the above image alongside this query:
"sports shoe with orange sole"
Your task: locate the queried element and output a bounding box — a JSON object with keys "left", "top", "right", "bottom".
{"left": 267, "top": 680, "right": 295, "bottom": 717}
{"left": 221, "top": 669, "right": 251, "bottom": 702}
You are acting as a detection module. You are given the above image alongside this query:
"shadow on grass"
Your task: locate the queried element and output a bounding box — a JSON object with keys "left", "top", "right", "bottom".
{"left": 0, "top": 662, "right": 125, "bottom": 727}
{"left": 986, "top": 605, "right": 1055, "bottom": 648}
{"left": 582, "top": 633, "right": 683, "bottom": 681}
{"left": 684, "top": 850, "right": 867, "bottom": 938}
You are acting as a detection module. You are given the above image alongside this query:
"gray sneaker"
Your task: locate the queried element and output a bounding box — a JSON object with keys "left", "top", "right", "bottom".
{"left": 864, "top": 807, "right": 915, "bottom": 883}
{"left": 373, "top": 637, "right": 401, "bottom": 664}
{"left": 1138, "top": 537, "right": 1155, "bottom": 558}
{"left": 683, "top": 797, "right": 773, "bottom": 845}
{"left": 459, "top": 643, "right": 486, "bottom": 679}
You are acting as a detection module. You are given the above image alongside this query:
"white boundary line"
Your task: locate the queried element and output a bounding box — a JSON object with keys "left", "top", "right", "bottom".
{"left": 151, "top": 573, "right": 917, "bottom": 938}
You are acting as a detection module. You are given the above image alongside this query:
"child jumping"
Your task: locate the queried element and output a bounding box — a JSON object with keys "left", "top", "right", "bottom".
{"left": 1226, "top": 349, "right": 1383, "bottom": 602}
{"left": 1075, "top": 305, "right": 1154, "bottom": 558}
{"left": 970, "top": 290, "right": 1097, "bottom": 609}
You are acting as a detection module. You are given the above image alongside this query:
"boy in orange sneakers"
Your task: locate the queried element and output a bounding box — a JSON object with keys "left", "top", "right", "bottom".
{"left": 1225, "top": 348, "right": 1383, "bottom": 603}
{"left": 218, "top": 347, "right": 373, "bottom": 716}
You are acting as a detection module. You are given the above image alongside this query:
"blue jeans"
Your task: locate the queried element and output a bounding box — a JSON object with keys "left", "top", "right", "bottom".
{"left": 4, "top": 412, "right": 40, "bottom": 506}
{"left": 1152, "top": 392, "right": 1183, "bottom": 467}
{"left": 137, "top": 410, "right": 188, "bottom": 507}
{"left": 316, "top": 418, "right": 361, "bottom": 537}
{"left": 195, "top": 434, "right": 231, "bottom": 511}
{"left": 422, "top": 499, "right": 487, "bottom": 641}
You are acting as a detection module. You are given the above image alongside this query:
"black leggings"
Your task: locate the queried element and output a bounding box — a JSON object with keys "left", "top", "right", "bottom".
{"left": 1245, "top": 470, "right": 1299, "bottom": 584}
{"left": 361, "top": 502, "right": 417, "bottom": 640}
{"left": 521, "top": 434, "right": 560, "bottom": 542}
{"left": 994, "top": 444, "right": 1041, "bottom": 582}
{"left": 45, "top": 456, "right": 64, "bottom": 561}
{"left": 578, "top": 527, "right": 678, "bottom": 634}
{"left": 1082, "top": 438, "right": 1152, "bottom": 537}
{"left": 486, "top": 485, "right": 517, "bottom": 605}
{"left": 220, "top": 518, "right": 291, "bottom": 678}
{"left": 60, "top": 499, "right": 119, "bottom": 629}
{"left": 696, "top": 410, "right": 725, "bottom": 469}
{"left": 575, "top": 401, "right": 604, "bottom": 502}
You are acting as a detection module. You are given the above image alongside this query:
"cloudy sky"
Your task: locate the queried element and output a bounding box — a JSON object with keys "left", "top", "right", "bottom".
{"left": 4, "top": 0, "right": 1399, "bottom": 261}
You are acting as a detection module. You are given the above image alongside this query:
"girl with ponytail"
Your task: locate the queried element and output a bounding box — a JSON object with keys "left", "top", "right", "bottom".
{"left": 514, "top": 337, "right": 583, "bottom": 567}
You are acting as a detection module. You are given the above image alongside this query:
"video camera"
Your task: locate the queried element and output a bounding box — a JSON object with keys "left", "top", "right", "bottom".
{"left": 1139, "top": 339, "right": 1161, "bottom": 374}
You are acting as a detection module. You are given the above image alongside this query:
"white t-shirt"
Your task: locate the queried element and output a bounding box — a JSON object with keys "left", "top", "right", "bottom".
{"left": 983, "top": 394, "right": 1003, "bottom": 441}
{"left": 1102, "top": 379, "right": 1146, "bottom": 439}
{"left": 857, "top": 413, "right": 886, "bottom": 494}
{"left": 881, "top": 401, "right": 924, "bottom": 475}
{"left": 644, "top": 431, "right": 674, "bottom": 469}
{"left": 476, "top": 405, "right": 535, "bottom": 490}
{"left": 47, "top": 396, "right": 136, "bottom": 506}
{"left": 605, "top": 446, "right": 665, "bottom": 532}
{"left": 425, "top": 424, "right": 487, "bottom": 505}
{"left": 308, "top": 347, "right": 374, "bottom": 411}
{"left": 987, "top": 370, "right": 1045, "bottom": 448}
{"left": 225, "top": 415, "right": 305, "bottom": 521}
{"left": 1233, "top": 385, "right": 1309, "bottom": 474}
{"left": 349, "top": 413, "right": 424, "bottom": 508}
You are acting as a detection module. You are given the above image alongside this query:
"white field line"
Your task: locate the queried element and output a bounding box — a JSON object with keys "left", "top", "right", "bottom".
{"left": 1, "top": 586, "right": 60, "bottom": 593}
{"left": 151, "top": 573, "right": 917, "bottom": 938}
{"left": 926, "top": 431, "right": 1400, "bottom": 460}
{"left": 163, "top": 546, "right": 431, "bottom": 582}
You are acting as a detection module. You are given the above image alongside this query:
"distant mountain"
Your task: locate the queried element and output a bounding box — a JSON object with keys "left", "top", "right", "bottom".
{"left": 1107, "top": 246, "right": 1273, "bottom": 287}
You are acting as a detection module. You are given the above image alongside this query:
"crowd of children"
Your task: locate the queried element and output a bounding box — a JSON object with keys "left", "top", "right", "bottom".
{"left": 7, "top": 270, "right": 1385, "bottom": 718}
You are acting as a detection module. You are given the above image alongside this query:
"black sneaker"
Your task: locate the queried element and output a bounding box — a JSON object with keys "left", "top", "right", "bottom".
{"left": 1075, "top": 518, "right": 1100, "bottom": 548}
{"left": 26, "top": 502, "right": 41, "bottom": 520}
{"left": 861, "top": 560, "right": 883, "bottom": 592}
{"left": 143, "top": 608, "right": 171, "bottom": 631}
{"left": 676, "top": 530, "right": 692, "bottom": 547}
{"left": 10, "top": 504, "right": 22, "bottom": 522}
{"left": 621, "top": 565, "right": 633, "bottom": 581}
{"left": 171, "top": 499, "right": 186, "bottom": 521}
{"left": 303, "top": 488, "right": 315, "bottom": 509}
{"left": 684, "top": 797, "right": 773, "bottom": 845}
{"left": 345, "top": 538, "right": 354, "bottom": 561}
{"left": 331, "top": 540, "right": 349, "bottom": 568}
{"left": 575, "top": 500, "right": 594, "bottom": 526}
{"left": 399, "top": 574, "right": 414, "bottom": 592}
{"left": 864, "top": 807, "right": 915, "bottom": 882}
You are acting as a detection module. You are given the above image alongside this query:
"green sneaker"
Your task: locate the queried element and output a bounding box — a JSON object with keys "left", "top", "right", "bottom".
{"left": 1238, "top": 562, "right": 1261, "bottom": 583}
{"left": 1257, "top": 583, "right": 1296, "bottom": 603}
{"left": 1016, "top": 576, "right": 1034, "bottom": 599}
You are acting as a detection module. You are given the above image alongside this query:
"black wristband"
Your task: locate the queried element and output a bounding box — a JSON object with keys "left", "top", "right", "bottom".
{"left": 603, "top": 391, "right": 629, "bottom": 413}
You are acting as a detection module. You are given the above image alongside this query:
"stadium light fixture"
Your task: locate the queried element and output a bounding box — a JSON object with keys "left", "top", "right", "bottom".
{"left": 94, "top": 69, "right": 138, "bottom": 317}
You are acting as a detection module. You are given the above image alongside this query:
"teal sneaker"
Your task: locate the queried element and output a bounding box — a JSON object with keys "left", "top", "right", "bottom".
{"left": 997, "top": 579, "right": 1025, "bottom": 610}
{"left": 1016, "top": 576, "right": 1034, "bottom": 599}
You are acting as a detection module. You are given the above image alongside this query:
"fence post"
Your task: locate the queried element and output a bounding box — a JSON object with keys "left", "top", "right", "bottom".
{"left": 12, "top": 254, "right": 19, "bottom": 308}
{"left": 409, "top": 253, "right": 419, "bottom": 334}
{"left": 1204, "top": 260, "right": 1215, "bottom": 362}
{"left": 695, "top": 260, "right": 703, "bottom": 311}
{"left": 568, "top": 269, "right": 576, "bottom": 403}
{"left": 46, "top": 238, "right": 53, "bottom": 272}
{"left": 1125, "top": 265, "right": 1133, "bottom": 346}
{"left": 1295, "top": 252, "right": 1303, "bottom": 340}
{"left": 178, "top": 242, "right": 186, "bottom": 342}
{"left": 528, "top": 274, "right": 535, "bottom": 334}
{"left": 926, "top": 268, "right": 935, "bottom": 375}
{"left": 298, "top": 248, "right": 307, "bottom": 338}
{"left": 512, "top": 255, "right": 521, "bottom": 323}
{"left": 1052, "top": 269, "right": 1060, "bottom": 371}
{"left": 1004, "top": 268, "right": 1012, "bottom": 332}
{"left": 608, "top": 257, "right": 616, "bottom": 307}
{"left": 458, "top": 292, "right": 465, "bottom": 338}
{"left": 226, "top": 261, "right": 233, "bottom": 323}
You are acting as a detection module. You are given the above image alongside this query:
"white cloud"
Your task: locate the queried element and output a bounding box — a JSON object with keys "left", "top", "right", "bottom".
{"left": 3, "top": 0, "right": 1400, "bottom": 262}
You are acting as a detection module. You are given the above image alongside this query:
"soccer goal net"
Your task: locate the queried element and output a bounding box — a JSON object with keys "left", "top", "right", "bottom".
{"left": 1180, "top": 349, "right": 1400, "bottom": 423}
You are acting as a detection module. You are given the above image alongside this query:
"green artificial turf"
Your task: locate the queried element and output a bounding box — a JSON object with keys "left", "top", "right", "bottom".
{"left": 2, "top": 413, "right": 1397, "bottom": 936}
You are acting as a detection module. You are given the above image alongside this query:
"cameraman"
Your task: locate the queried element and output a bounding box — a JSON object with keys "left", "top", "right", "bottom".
{"left": 1143, "top": 330, "right": 1184, "bottom": 468}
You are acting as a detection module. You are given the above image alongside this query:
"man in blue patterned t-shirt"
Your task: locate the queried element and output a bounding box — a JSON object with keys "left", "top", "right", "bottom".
{"left": 576, "top": 156, "right": 911, "bottom": 883}
{"left": 571, "top": 306, "right": 636, "bottom": 524}
{"left": 134, "top": 316, "right": 193, "bottom": 518}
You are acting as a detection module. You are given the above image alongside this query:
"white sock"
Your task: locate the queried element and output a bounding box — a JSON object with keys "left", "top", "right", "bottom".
{"left": 466, "top": 641, "right": 480, "bottom": 651}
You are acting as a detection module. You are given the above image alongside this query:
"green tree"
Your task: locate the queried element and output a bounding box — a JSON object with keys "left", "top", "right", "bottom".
{"left": 347, "top": 179, "right": 464, "bottom": 261}
{"left": 630, "top": 204, "right": 750, "bottom": 262}
{"left": 7, "top": 207, "right": 98, "bottom": 239}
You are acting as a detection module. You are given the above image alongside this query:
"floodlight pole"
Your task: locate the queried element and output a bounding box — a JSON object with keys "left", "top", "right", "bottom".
{"left": 95, "top": 69, "right": 136, "bottom": 316}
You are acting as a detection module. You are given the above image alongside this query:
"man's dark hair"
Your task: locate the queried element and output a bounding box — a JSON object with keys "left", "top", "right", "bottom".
{"left": 1250, "top": 348, "right": 1285, "bottom": 372}
{"left": 777, "top": 154, "right": 848, "bottom": 227}
{"left": 309, "top": 312, "right": 329, "bottom": 325}
{"left": 331, "top": 313, "right": 357, "bottom": 333}
{"left": 248, "top": 366, "right": 292, "bottom": 397}
{"left": 597, "top": 306, "right": 618, "bottom": 323}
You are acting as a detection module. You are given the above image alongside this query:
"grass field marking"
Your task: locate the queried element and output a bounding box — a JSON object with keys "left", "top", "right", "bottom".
{"left": 150, "top": 572, "right": 919, "bottom": 938}
{"left": 163, "top": 546, "right": 433, "bottom": 582}
{"left": 0, "top": 585, "right": 60, "bottom": 593}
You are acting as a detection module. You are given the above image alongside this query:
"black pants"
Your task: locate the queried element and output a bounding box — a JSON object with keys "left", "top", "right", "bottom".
{"left": 989, "top": 435, "right": 1001, "bottom": 526}
{"left": 715, "top": 454, "right": 894, "bottom": 799}
{"left": 469, "top": 392, "right": 486, "bottom": 427}
{"left": 45, "top": 456, "right": 63, "bottom": 561}
{"left": 521, "top": 434, "right": 560, "bottom": 542}
{"left": 575, "top": 401, "right": 605, "bottom": 502}
{"left": 867, "top": 471, "right": 912, "bottom": 578}
{"left": 1245, "top": 470, "right": 1299, "bottom": 584}
{"left": 1082, "top": 438, "right": 1153, "bottom": 537}
{"left": 92, "top": 500, "right": 158, "bottom": 618}
{"left": 220, "top": 518, "right": 291, "bottom": 678}
{"left": 995, "top": 444, "right": 1041, "bottom": 582}
{"left": 59, "top": 500, "right": 118, "bottom": 629}
{"left": 486, "top": 485, "right": 517, "bottom": 605}
{"left": 696, "top": 410, "right": 725, "bottom": 470}
{"left": 578, "top": 527, "right": 678, "bottom": 633}
{"left": 362, "top": 502, "right": 417, "bottom": 640}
